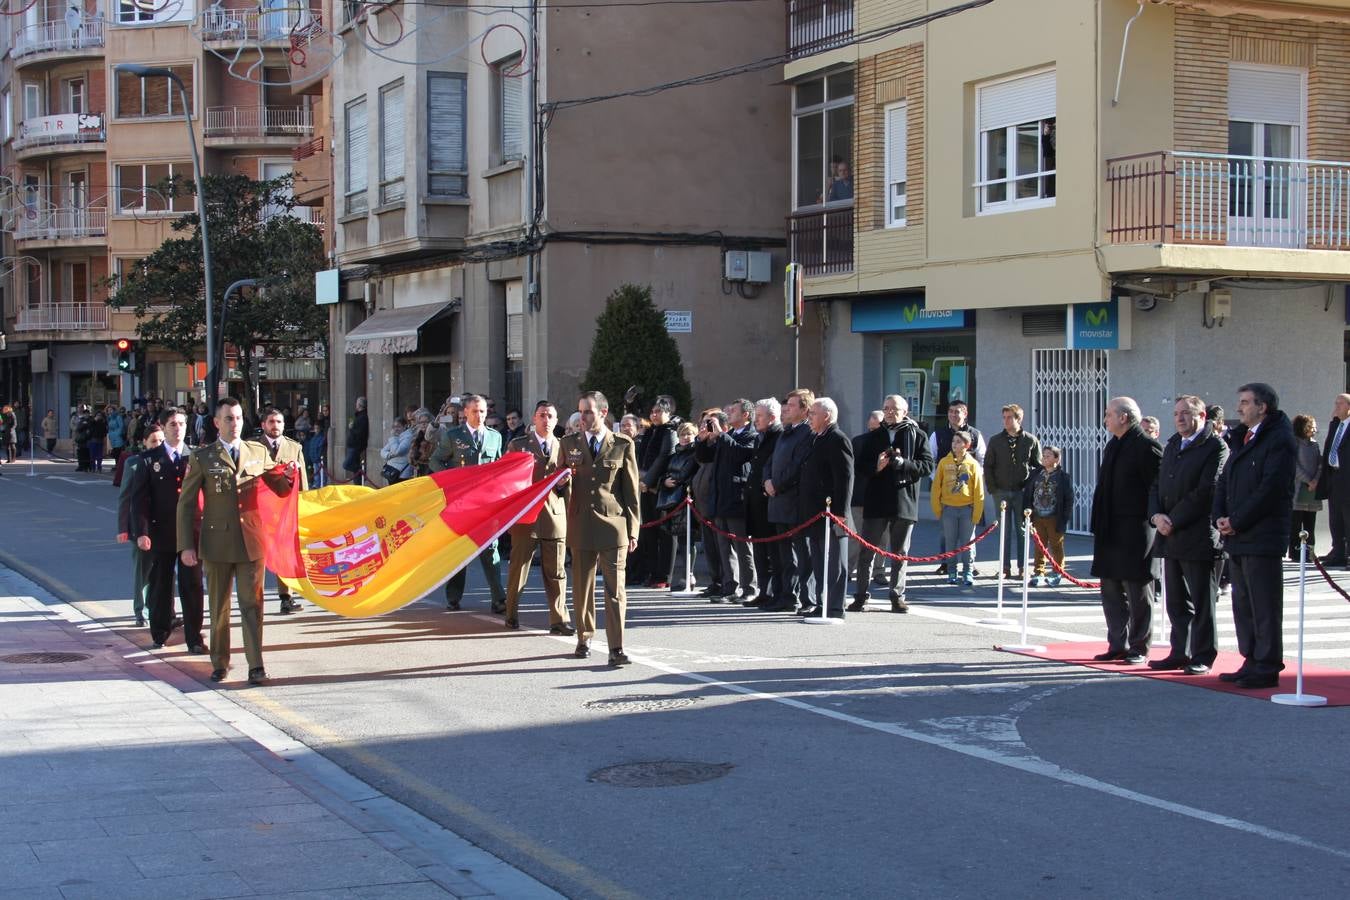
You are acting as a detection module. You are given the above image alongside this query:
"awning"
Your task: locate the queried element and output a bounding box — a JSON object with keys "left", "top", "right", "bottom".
{"left": 344, "top": 302, "right": 455, "bottom": 355}
{"left": 1148, "top": 0, "right": 1350, "bottom": 25}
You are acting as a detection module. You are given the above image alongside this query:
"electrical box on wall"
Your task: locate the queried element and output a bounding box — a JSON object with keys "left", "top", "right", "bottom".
{"left": 724, "top": 250, "right": 773, "bottom": 284}
{"left": 1206, "top": 288, "right": 1232, "bottom": 321}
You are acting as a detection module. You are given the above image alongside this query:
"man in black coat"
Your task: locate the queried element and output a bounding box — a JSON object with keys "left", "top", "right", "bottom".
{"left": 1314, "top": 392, "right": 1350, "bottom": 566}
{"left": 1147, "top": 396, "right": 1228, "bottom": 675}
{"left": 799, "top": 398, "right": 855, "bottom": 618}
{"left": 1090, "top": 396, "right": 1163, "bottom": 664}
{"left": 1213, "top": 383, "right": 1296, "bottom": 689}
{"left": 851, "top": 395, "right": 933, "bottom": 613}
{"left": 743, "top": 399, "right": 784, "bottom": 607}
{"left": 763, "top": 389, "right": 816, "bottom": 612}
{"left": 696, "top": 399, "right": 760, "bottom": 601}
{"left": 637, "top": 396, "right": 678, "bottom": 586}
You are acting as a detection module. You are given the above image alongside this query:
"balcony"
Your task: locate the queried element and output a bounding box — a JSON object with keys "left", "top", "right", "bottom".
{"left": 787, "top": 0, "right": 853, "bottom": 60}
{"left": 16, "top": 303, "right": 109, "bottom": 333}
{"left": 15, "top": 207, "right": 109, "bottom": 244}
{"left": 292, "top": 136, "right": 324, "bottom": 161}
{"left": 788, "top": 206, "right": 854, "bottom": 275}
{"left": 203, "top": 106, "right": 314, "bottom": 145}
{"left": 14, "top": 114, "right": 106, "bottom": 159}
{"left": 11, "top": 17, "right": 105, "bottom": 63}
{"left": 199, "top": 6, "right": 310, "bottom": 44}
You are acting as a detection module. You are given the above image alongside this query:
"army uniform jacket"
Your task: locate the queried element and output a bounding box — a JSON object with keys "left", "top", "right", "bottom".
{"left": 133, "top": 444, "right": 194, "bottom": 550}
{"left": 176, "top": 440, "right": 276, "bottom": 563}
{"left": 429, "top": 423, "right": 503, "bottom": 472}
{"left": 507, "top": 432, "right": 570, "bottom": 541}
{"left": 560, "top": 429, "right": 640, "bottom": 551}
{"left": 262, "top": 434, "right": 309, "bottom": 491}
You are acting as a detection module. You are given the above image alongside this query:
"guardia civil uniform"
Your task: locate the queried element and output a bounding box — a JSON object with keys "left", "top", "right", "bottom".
{"left": 176, "top": 438, "right": 277, "bottom": 678}
{"left": 503, "top": 430, "right": 572, "bottom": 631}
{"left": 561, "top": 427, "right": 640, "bottom": 657}
{"left": 431, "top": 422, "right": 508, "bottom": 610}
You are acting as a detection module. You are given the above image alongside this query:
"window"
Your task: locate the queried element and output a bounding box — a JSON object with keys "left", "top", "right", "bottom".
{"left": 117, "top": 0, "right": 192, "bottom": 25}
{"left": 793, "top": 70, "right": 853, "bottom": 209}
{"left": 506, "top": 280, "right": 524, "bottom": 361}
{"left": 345, "top": 97, "right": 369, "bottom": 214}
{"left": 1227, "top": 65, "right": 1304, "bottom": 240}
{"left": 116, "top": 66, "right": 193, "bottom": 118}
{"left": 378, "top": 80, "right": 405, "bottom": 205}
{"left": 25, "top": 262, "right": 42, "bottom": 308}
{"left": 976, "top": 69, "right": 1056, "bottom": 212}
{"left": 65, "top": 78, "right": 85, "bottom": 116}
{"left": 62, "top": 262, "right": 89, "bottom": 303}
{"left": 1, "top": 88, "right": 10, "bottom": 140}
{"left": 23, "top": 83, "right": 43, "bottom": 120}
{"left": 427, "top": 72, "right": 467, "bottom": 197}
{"left": 115, "top": 257, "right": 148, "bottom": 289}
{"left": 115, "top": 162, "right": 194, "bottom": 214}
{"left": 884, "top": 102, "right": 907, "bottom": 228}
{"left": 492, "top": 57, "right": 524, "bottom": 165}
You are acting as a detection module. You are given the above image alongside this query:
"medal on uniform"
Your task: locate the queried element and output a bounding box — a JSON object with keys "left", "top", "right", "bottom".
{"left": 152, "top": 461, "right": 162, "bottom": 473}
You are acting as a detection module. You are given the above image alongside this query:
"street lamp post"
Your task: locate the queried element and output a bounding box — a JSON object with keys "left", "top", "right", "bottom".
{"left": 114, "top": 64, "right": 215, "bottom": 400}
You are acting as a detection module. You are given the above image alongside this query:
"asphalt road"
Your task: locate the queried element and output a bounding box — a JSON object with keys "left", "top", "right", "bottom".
{"left": 4, "top": 458, "right": 1350, "bottom": 899}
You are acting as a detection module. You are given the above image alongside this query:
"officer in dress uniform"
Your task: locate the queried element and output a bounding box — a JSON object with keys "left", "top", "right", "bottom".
{"left": 503, "top": 400, "right": 576, "bottom": 634}
{"left": 561, "top": 390, "right": 640, "bottom": 667}
{"left": 133, "top": 409, "right": 205, "bottom": 652}
{"left": 177, "top": 398, "right": 293, "bottom": 686}
{"left": 430, "top": 393, "right": 507, "bottom": 612}
{"left": 259, "top": 408, "right": 309, "bottom": 614}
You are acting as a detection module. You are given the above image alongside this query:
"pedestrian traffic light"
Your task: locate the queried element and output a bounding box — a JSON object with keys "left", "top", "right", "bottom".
{"left": 116, "top": 338, "right": 133, "bottom": 372}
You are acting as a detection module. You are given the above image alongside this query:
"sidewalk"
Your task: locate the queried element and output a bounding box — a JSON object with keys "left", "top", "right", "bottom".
{"left": 0, "top": 566, "right": 561, "bottom": 900}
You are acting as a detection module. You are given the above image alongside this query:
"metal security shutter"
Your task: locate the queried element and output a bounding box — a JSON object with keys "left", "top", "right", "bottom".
{"left": 345, "top": 97, "right": 368, "bottom": 205}
{"left": 1228, "top": 65, "right": 1303, "bottom": 125}
{"left": 380, "top": 81, "right": 405, "bottom": 203}
{"left": 978, "top": 69, "right": 1055, "bottom": 131}
{"left": 427, "top": 72, "right": 466, "bottom": 196}
{"left": 884, "top": 101, "right": 906, "bottom": 224}
{"left": 500, "top": 64, "right": 524, "bottom": 161}
{"left": 1031, "top": 348, "right": 1109, "bottom": 534}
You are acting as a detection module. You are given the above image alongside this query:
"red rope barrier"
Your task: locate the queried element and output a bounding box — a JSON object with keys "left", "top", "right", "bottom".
{"left": 1310, "top": 552, "right": 1350, "bottom": 603}
{"left": 828, "top": 513, "right": 999, "bottom": 564}
{"left": 1029, "top": 529, "right": 1100, "bottom": 589}
{"left": 687, "top": 503, "right": 829, "bottom": 544}
{"left": 640, "top": 498, "right": 691, "bottom": 530}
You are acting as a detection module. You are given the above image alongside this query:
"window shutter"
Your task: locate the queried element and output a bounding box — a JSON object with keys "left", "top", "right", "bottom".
{"left": 978, "top": 69, "right": 1055, "bottom": 132}
{"left": 1228, "top": 65, "right": 1303, "bottom": 125}
{"left": 501, "top": 69, "right": 524, "bottom": 161}
{"left": 380, "top": 82, "right": 405, "bottom": 202}
{"left": 506, "top": 281, "right": 524, "bottom": 360}
{"left": 427, "top": 73, "right": 466, "bottom": 196}
{"left": 346, "top": 98, "right": 368, "bottom": 193}
{"left": 885, "top": 103, "right": 906, "bottom": 189}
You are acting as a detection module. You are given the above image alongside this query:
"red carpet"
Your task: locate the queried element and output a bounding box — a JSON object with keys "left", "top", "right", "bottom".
{"left": 999, "top": 642, "right": 1350, "bottom": 706}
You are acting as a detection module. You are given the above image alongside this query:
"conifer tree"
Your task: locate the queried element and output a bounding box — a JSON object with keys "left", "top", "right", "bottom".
{"left": 581, "top": 284, "right": 693, "bottom": 418}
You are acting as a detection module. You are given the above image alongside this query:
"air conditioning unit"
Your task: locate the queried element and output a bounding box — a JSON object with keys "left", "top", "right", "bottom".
{"left": 724, "top": 250, "right": 772, "bottom": 284}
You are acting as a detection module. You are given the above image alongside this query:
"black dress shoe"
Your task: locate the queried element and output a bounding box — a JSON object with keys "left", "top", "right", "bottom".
{"left": 574, "top": 642, "right": 591, "bottom": 659}
{"left": 446, "top": 601, "right": 461, "bottom": 611}
{"left": 1147, "top": 656, "right": 1188, "bottom": 671}
{"left": 796, "top": 605, "right": 821, "bottom": 617}
{"left": 281, "top": 598, "right": 303, "bottom": 613}
{"left": 1092, "top": 649, "right": 1128, "bottom": 662}
{"left": 846, "top": 599, "right": 867, "bottom": 613}
{"left": 549, "top": 623, "right": 577, "bottom": 636}
{"left": 505, "top": 617, "right": 519, "bottom": 630}
{"left": 276, "top": 604, "right": 292, "bottom": 615}
{"left": 187, "top": 644, "right": 207, "bottom": 655}
{"left": 709, "top": 594, "right": 730, "bottom": 604}
{"left": 1218, "top": 669, "right": 1251, "bottom": 683}
{"left": 135, "top": 614, "right": 146, "bottom": 627}
{"left": 490, "top": 601, "right": 507, "bottom": 615}
{"left": 698, "top": 585, "right": 723, "bottom": 598}
{"left": 1183, "top": 662, "right": 1211, "bottom": 675}
{"left": 608, "top": 649, "right": 631, "bottom": 667}
{"left": 1235, "top": 673, "right": 1279, "bottom": 690}
{"left": 151, "top": 641, "right": 165, "bottom": 650}
{"left": 934, "top": 564, "right": 948, "bottom": 575}
{"left": 171, "top": 617, "right": 182, "bottom": 630}
{"left": 743, "top": 597, "right": 769, "bottom": 608}
{"left": 1123, "top": 653, "right": 1148, "bottom": 665}
{"left": 209, "top": 669, "right": 227, "bottom": 682}
{"left": 891, "top": 597, "right": 910, "bottom": 614}
{"left": 247, "top": 668, "right": 268, "bottom": 686}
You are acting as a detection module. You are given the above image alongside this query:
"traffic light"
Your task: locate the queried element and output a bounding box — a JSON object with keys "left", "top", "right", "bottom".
{"left": 116, "top": 338, "right": 133, "bottom": 372}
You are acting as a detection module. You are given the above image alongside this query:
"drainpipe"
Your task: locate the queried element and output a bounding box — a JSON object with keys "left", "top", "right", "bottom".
{"left": 1112, "top": 1, "right": 1146, "bottom": 107}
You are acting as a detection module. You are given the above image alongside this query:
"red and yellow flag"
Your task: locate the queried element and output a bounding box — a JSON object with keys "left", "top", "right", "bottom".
{"left": 256, "top": 454, "right": 563, "bottom": 617}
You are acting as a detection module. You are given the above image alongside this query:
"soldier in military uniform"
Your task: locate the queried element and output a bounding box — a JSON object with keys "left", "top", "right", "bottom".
{"left": 260, "top": 408, "right": 309, "bottom": 614}
{"left": 133, "top": 409, "right": 205, "bottom": 652}
{"left": 177, "top": 398, "right": 293, "bottom": 686}
{"left": 118, "top": 423, "right": 162, "bottom": 628}
{"left": 503, "top": 401, "right": 576, "bottom": 634}
{"left": 430, "top": 393, "right": 507, "bottom": 612}
{"left": 561, "top": 390, "right": 640, "bottom": 666}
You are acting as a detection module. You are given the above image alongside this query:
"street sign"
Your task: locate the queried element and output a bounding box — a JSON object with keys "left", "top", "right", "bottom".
{"left": 664, "top": 310, "right": 692, "bottom": 333}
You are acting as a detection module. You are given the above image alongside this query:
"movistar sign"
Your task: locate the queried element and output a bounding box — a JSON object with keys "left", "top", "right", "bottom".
{"left": 852, "top": 294, "right": 972, "bottom": 333}
{"left": 1067, "top": 299, "right": 1119, "bottom": 349}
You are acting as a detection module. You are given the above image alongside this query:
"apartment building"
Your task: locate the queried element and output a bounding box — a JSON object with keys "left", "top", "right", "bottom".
{"left": 0, "top": 0, "right": 323, "bottom": 431}
{"left": 322, "top": 1, "right": 795, "bottom": 470}
{"left": 787, "top": 0, "right": 1350, "bottom": 529}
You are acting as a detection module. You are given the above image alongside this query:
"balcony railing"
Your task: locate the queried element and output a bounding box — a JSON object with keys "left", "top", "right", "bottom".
{"left": 292, "top": 135, "right": 324, "bottom": 161}
{"left": 16, "top": 303, "right": 109, "bottom": 332}
{"left": 11, "top": 17, "right": 105, "bottom": 58}
{"left": 262, "top": 206, "right": 325, "bottom": 231}
{"left": 14, "top": 114, "right": 105, "bottom": 151}
{"left": 787, "top": 0, "right": 853, "bottom": 60}
{"left": 15, "top": 207, "right": 109, "bottom": 241}
{"left": 788, "top": 206, "right": 854, "bottom": 275}
{"left": 1107, "top": 150, "right": 1350, "bottom": 250}
{"left": 199, "top": 7, "right": 312, "bottom": 42}
{"left": 204, "top": 105, "right": 314, "bottom": 137}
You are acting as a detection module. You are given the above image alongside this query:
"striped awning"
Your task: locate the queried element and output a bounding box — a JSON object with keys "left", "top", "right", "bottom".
{"left": 344, "top": 302, "right": 454, "bottom": 355}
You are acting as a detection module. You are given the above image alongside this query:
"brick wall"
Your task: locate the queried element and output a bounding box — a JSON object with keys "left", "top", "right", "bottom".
{"left": 855, "top": 42, "right": 924, "bottom": 232}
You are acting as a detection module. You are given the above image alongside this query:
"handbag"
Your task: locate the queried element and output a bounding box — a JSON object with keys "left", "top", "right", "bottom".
{"left": 381, "top": 463, "right": 403, "bottom": 482}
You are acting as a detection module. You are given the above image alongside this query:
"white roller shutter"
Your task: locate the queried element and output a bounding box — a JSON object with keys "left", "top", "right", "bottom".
{"left": 380, "top": 82, "right": 405, "bottom": 202}
{"left": 1228, "top": 65, "right": 1303, "bottom": 125}
{"left": 345, "top": 98, "right": 368, "bottom": 194}
{"left": 978, "top": 69, "right": 1055, "bottom": 132}
{"left": 500, "top": 66, "right": 524, "bottom": 161}
{"left": 885, "top": 102, "right": 907, "bottom": 226}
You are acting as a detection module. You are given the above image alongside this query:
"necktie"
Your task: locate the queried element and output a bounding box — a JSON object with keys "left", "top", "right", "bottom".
{"left": 229, "top": 445, "right": 238, "bottom": 464}
{"left": 1244, "top": 430, "right": 1254, "bottom": 446}
{"left": 590, "top": 436, "right": 600, "bottom": 457}
{"left": 1332, "top": 420, "right": 1347, "bottom": 467}
{"left": 540, "top": 440, "right": 549, "bottom": 457}
{"left": 169, "top": 449, "right": 177, "bottom": 464}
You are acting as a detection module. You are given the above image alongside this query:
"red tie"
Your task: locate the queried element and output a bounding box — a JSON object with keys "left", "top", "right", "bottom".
{"left": 1244, "top": 431, "right": 1254, "bottom": 445}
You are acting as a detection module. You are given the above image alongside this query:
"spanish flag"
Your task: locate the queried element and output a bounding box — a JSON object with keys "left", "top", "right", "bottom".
{"left": 257, "top": 454, "right": 564, "bottom": 617}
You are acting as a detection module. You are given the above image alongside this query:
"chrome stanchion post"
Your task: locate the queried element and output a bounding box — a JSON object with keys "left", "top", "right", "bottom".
{"left": 805, "top": 498, "right": 844, "bottom": 626}
{"left": 1272, "top": 531, "right": 1326, "bottom": 707}
{"left": 672, "top": 497, "right": 700, "bottom": 598}
{"left": 1000, "top": 509, "right": 1045, "bottom": 652}
{"left": 980, "top": 501, "right": 1014, "bottom": 625}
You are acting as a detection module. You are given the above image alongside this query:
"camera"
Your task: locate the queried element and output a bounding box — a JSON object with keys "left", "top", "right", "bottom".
{"left": 704, "top": 418, "right": 715, "bottom": 430}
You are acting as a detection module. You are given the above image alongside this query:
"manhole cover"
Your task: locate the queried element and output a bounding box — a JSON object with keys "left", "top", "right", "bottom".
{"left": 0, "top": 652, "right": 91, "bottom": 664}
{"left": 584, "top": 694, "right": 704, "bottom": 712}
{"left": 588, "top": 761, "right": 733, "bottom": 788}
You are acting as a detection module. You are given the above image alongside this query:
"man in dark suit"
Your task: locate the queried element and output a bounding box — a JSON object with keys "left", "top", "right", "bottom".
{"left": 1147, "top": 396, "right": 1228, "bottom": 675}
{"left": 259, "top": 408, "right": 308, "bottom": 614}
{"left": 1090, "top": 396, "right": 1163, "bottom": 664}
{"left": 119, "top": 424, "right": 161, "bottom": 627}
{"left": 695, "top": 398, "right": 760, "bottom": 602}
{"left": 134, "top": 409, "right": 206, "bottom": 652}
{"left": 431, "top": 393, "right": 507, "bottom": 612}
{"left": 851, "top": 395, "right": 934, "bottom": 613}
{"left": 763, "top": 389, "right": 816, "bottom": 612}
{"left": 503, "top": 401, "right": 574, "bottom": 634}
{"left": 1315, "top": 393, "right": 1350, "bottom": 566}
{"left": 1214, "top": 383, "right": 1296, "bottom": 689}
{"left": 799, "top": 397, "right": 855, "bottom": 619}
{"left": 743, "top": 398, "right": 784, "bottom": 607}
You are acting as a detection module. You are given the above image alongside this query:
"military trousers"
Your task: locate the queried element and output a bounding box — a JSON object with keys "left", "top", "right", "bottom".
{"left": 505, "top": 534, "right": 570, "bottom": 626}
{"left": 204, "top": 557, "right": 266, "bottom": 673}
{"left": 572, "top": 544, "right": 628, "bottom": 649}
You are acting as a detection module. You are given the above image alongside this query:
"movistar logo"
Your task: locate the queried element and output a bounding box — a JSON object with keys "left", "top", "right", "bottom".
{"left": 1085, "top": 307, "right": 1110, "bottom": 327}
{"left": 903, "top": 303, "right": 919, "bottom": 322}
